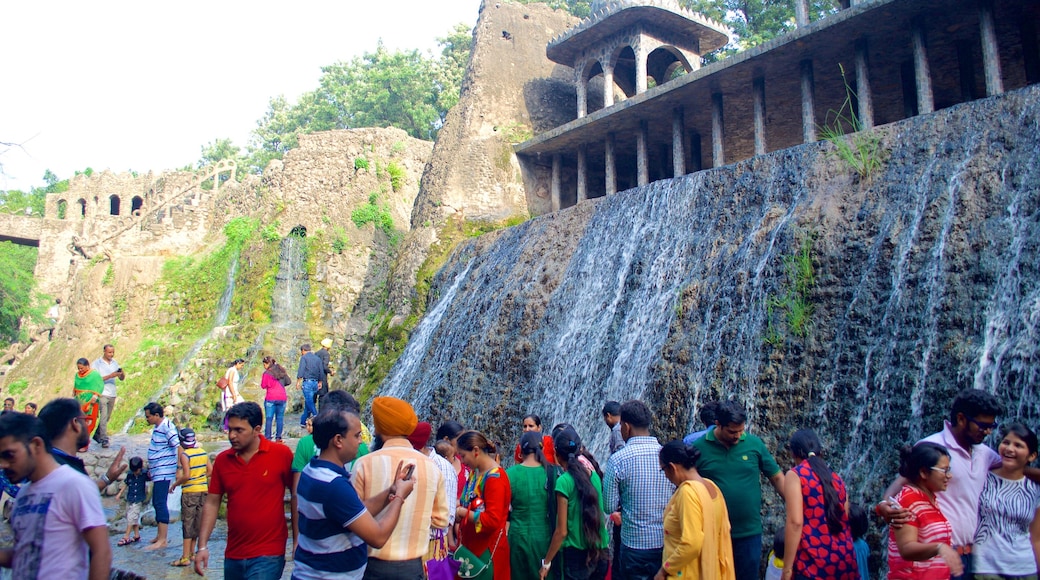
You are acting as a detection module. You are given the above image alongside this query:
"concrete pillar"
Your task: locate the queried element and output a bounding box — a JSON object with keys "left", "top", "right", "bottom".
{"left": 636, "top": 47, "right": 648, "bottom": 95}
{"left": 911, "top": 18, "right": 934, "bottom": 115}
{"left": 854, "top": 38, "right": 874, "bottom": 129}
{"left": 711, "top": 93, "right": 725, "bottom": 167}
{"left": 605, "top": 133, "right": 617, "bottom": 195}
{"left": 978, "top": 0, "right": 1003, "bottom": 96}
{"left": 637, "top": 120, "right": 649, "bottom": 186}
{"left": 800, "top": 59, "right": 817, "bottom": 142}
{"left": 577, "top": 145, "right": 588, "bottom": 203}
{"left": 753, "top": 77, "right": 767, "bottom": 155}
{"left": 551, "top": 155, "right": 562, "bottom": 211}
{"left": 795, "top": 0, "right": 810, "bottom": 27}
{"left": 603, "top": 65, "right": 615, "bottom": 108}
{"left": 672, "top": 107, "right": 686, "bottom": 177}
{"left": 577, "top": 77, "right": 588, "bottom": 118}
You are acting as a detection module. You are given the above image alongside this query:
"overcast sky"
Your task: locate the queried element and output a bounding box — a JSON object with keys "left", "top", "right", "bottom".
{"left": 0, "top": 0, "right": 483, "bottom": 192}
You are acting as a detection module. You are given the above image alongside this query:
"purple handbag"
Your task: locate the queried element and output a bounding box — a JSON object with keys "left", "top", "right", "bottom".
{"left": 425, "top": 530, "right": 460, "bottom": 580}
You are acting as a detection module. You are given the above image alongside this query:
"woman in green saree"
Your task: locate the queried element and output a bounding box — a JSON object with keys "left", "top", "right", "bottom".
{"left": 73, "top": 357, "right": 104, "bottom": 437}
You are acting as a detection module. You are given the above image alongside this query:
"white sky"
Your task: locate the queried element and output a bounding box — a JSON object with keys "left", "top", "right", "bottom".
{"left": 0, "top": 0, "right": 483, "bottom": 192}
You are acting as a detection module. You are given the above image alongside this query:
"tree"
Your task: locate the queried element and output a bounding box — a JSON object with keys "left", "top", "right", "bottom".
{"left": 0, "top": 241, "right": 42, "bottom": 347}
{"left": 680, "top": 0, "right": 837, "bottom": 54}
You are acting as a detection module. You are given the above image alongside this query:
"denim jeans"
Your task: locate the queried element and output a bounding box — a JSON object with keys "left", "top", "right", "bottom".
{"left": 224, "top": 555, "right": 285, "bottom": 580}
{"left": 731, "top": 534, "right": 764, "bottom": 580}
{"left": 362, "top": 557, "right": 424, "bottom": 579}
{"left": 951, "top": 552, "right": 973, "bottom": 580}
{"left": 264, "top": 400, "right": 285, "bottom": 439}
{"left": 300, "top": 380, "right": 318, "bottom": 426}
{"left": 151, "top": 479, "right": 171, "bottom": 524}
{"left": 620, "top": 545, "right": 662, "bottom": 580}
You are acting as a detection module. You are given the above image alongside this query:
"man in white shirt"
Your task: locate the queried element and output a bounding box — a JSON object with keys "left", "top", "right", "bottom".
{"left": 91, "top": 343, "right": 125, "bottom": 448}
{"left": 0, "top": 412, "right": 110, "bottom": 579}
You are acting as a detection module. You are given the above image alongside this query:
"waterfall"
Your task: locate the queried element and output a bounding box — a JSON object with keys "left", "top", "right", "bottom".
{"left": 377, "top": 86, "right": 1040, "bottom": 500}
{"left": 121, "top": 258, "right": 238, "bottom": 433}
{"left": 263, "top": 233, "right": 311, "bottom": 368}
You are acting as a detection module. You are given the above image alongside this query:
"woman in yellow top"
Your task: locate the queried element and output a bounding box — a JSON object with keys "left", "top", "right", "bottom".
{"left": 171, "top": 427, "right": 211, "bottom": 567}
{"left": 655, "top": 440, "right": 735, "bottom": 580}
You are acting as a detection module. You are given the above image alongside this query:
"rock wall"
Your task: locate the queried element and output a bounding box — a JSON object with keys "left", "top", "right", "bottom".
{"left": 388, "top": 0, "right": 579, "bottom": 314}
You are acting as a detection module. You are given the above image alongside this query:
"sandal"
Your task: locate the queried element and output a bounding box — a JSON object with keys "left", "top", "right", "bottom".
{"left": 117, "top": 537, "right": 136, "bottom": 546}
{"left": 171, "top": 557, "right": 191, "bottom": 567}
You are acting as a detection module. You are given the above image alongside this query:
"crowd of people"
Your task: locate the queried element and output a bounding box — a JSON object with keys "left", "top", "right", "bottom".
{"left": 0, "top": 338, "right": 1036, "bottom": 580}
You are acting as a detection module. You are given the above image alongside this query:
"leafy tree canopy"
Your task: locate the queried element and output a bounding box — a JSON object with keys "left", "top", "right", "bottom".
{"left": 0, "top": 241, "right": 43, "bottom": 347}
{"left": 680, "top": 0, "right": 838, "bottom": 55}
{"left": 0, "top": 169, "right": 76, "bottom": 217}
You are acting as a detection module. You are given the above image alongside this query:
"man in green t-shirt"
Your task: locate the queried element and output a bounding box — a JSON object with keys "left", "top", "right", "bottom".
{"left": 691, "top": 400, "right": 784, "bottom": 580}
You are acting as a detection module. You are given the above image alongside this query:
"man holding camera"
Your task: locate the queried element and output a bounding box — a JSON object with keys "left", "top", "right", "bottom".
{"left": 91, "top": 344, "right": 124, "bottom": 449}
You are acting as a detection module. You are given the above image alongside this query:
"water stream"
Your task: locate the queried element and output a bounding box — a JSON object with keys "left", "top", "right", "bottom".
{"left": 121, "top": 258, "right": 239, "bottom": 433}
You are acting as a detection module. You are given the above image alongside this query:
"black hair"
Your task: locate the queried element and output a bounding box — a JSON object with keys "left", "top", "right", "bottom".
{"left": 313, "top": 409, "right": 356, "bottom": 451}
{"left": 38, "top": 398, "right": 81, "bottom": 445}
{"left": 3, "top": 398, "right": 13, "bottom": 404}
{"left": 602, "top": 401, "right": 620, "bottom": 417}
{"left": 771, "top": 526, "right": 785, "bottom": 558}
{"left": 436, "top": 421, "right": 466, "bottom": 442}
{"left": 300, "top": 343, "right": 312, "bottom": 352}
{"left": 24, "top": 402, "right": 36, "bottom": 410}
{"left": 789, "top": 429, "right": 843, "bottom": 534}
{"left": 76, "top": 357, "right": 90, "bottom": 366}
{"left": 456, "top": 431, "right": 497, "bottom": 456}
{"left": 0, "top": 412, "right": 50, "bottom": 452}
{"left": 129, "top": 456, "right": 144, "bottom": 471}
{"left": 714, "top": 400, "right": 747, "bottom": 426}
{"left": 551, "top": 423, "right": 573, "bottom": 439}
{"left": 231, "top": 358, "right": 245, "bottom": 366}
{"left": 898, "top": 442, "right": 950, "bottom": 482}
{"left": 143, "top": 401, "right": 164, "bottom": 417}
{"left": 949, "top": 389, "right": 1002, "bottom": 424}
{"left": 226, "top": 401, "right": 262, "bottom": 428}
{"left": 1001, "top": 422, "right": 1038, "bottom": 455}
{"left": 321, "top": 390, "right": 361, "bottom": 414}
{"left": 619, "top": 400, "right": 652, "bottom": 429}
{"left": 849, "top": 503, "right": 869, "bottom": 540}
{"left": 519, "top": 431, "right": 548, "bottom": 466}
{"left": 522, "top": 414, "right": 542, "bottom": 427}
{"left": 698, "top": 401, "right": 720, "bottom": 428}
{"left": 659, "top": 439, "right": 701, "bottom": 468}
{"left": 553, "top": 427, "right": 606, "bottom": 564}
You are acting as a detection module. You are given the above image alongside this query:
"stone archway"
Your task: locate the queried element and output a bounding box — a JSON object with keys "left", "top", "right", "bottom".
{"left": 109, "top": 195, "right": 121, "bottom": 216}
{"left": 131, "top": 196, "right": 143, "bottom": 216}
{"left": 647, "top": 45, "right": 692, "bottom": 88}
{"left": 57, "top": 199, "right": 68, "bottom": 220}
{"left": 611, "top": 45, "right": 638, "bottom": 99}
{"left": 77, "top": 199, "right": 87, "bottom": 218}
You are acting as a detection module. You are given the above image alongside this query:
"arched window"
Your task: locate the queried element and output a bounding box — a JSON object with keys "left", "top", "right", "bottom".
{"left": 57, "top": 199, "right": 68, "bottom": 220}
{"left": 131, "top": 196, "right": 143, "bottom": 216}
{"left": 109, "top": 195, "right": 121, "bottom": 216}
{"left": 77, "top": 199, "right": 87, "bottom": 218}
{"left": 647, "top": 46, "right": 691, "bottom": 88}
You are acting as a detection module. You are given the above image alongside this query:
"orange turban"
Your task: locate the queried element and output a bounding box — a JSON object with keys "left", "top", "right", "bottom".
{"left": 372, "top": 397, "right": 418, "bottom": 438}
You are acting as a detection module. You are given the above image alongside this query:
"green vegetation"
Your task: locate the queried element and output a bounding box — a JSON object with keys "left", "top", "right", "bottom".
{"left": 496, "top": 121, "right": 533, "bottom": 144}
{"left": 6, "top": 378, "right": 29, "bottom": 396}
{"left": 354, "top": 156, "right": 370, "bottom": 172}
{"left": 765, "top": 232, "right": 816, "bottom": 347}
{"left": 390, "top": 141, "right": 406, "bottom": 155}
{"left": 331, "top": 227, "right": 349, "bottom": 254}
{"left": 681, "top": 0, "right": 838, "bottom": 57}
{"left": 818, "top": 65, "right": 886, "bottom": 179}
{"left": 386, "top": 161, "right": 406, "bottom": 192}
{"left": 0, "top": 242, "right": 42, "bottom": 347}
{"left": 352, "top": 192, "right": 398, "bottom": 242}
{"left": 102, "top": 263, "right": 114, "bottom": 286}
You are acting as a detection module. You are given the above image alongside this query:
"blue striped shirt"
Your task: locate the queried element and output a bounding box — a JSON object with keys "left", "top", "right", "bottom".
{"left": 147, "top": 418, "right": 180, "bottom": 481}
{"left": 603, "top": 435, "right": 674, "bottom": 550}
{"left": 294, "top": 459, "right": 368, "bottom": 580}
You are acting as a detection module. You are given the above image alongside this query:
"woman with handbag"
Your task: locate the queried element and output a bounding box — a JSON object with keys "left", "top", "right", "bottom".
{"left": 220, "top": 358, "right": 244, "bottom": 413}
{"left": 73, "top": 357, "right": 104, "bottom": 438}
{"left": 540, "top": 427, "right": 609, "bottom": 580}
{"left": 259, "top": 356, "right": 289, "bottom": 442}
{"left": 455, "top": 431, "right": 511, "bottom": 580}
{"left": 508, "top": 431, "right": 561, "bottom": 579}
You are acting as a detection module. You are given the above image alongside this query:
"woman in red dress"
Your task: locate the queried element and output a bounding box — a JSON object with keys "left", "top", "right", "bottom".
{"left": 456, "top": 430, "right": 511, "bottom": 580}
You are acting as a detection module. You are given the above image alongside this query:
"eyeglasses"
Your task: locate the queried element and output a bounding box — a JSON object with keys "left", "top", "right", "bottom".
{"left": 930, "top": 466, "right": 952, "bottom": 476}
{"left": 968, "top": 418, "right": 999, "bottom": 431}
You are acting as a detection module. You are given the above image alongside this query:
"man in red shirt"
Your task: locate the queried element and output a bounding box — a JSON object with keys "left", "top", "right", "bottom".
{"left": 194, "top": 401, "right": 297, "bottom": 579}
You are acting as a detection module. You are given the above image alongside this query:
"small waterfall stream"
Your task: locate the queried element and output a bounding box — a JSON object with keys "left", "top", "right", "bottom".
{"left": 121, "top": 258, "right": 239, "bottom": 433}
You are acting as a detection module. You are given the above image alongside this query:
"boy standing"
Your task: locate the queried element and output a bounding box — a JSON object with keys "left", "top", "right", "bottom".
{"left": 172, "top": 428, "right": 210, "bottom": 567}
{"left": 116, "top": 456, "right": 148, "bottom": 546}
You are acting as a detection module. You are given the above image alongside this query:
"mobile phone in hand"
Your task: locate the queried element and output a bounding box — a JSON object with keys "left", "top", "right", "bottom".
{"left": 404, "top": 464, "right": 415, "bottom": 480}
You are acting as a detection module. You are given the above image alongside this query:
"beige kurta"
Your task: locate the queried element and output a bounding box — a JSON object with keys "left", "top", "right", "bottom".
{"left": 661, "top": 479, "right": 735, "bottom": 580}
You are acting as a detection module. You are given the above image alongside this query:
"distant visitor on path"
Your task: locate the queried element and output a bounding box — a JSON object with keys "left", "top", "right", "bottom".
{"left": 73, "top": 357, "right": 104, "bottom": 437}
{"left": 315, "top": 338, "right": 333, "bottom": 401}
{"left": 45, "top": 297, "right": 61, "bottom": 340}
{"left": 195, "top": 401, "right": 296, "bottom": 579}
{"left": 0, "top": 412, "right": 112, "bottom": 579}
{"left": 295, "top": 344, "right": 324, "bottom": 428}
{"left": 221, "top": 358, "right": 245, "bottom": 414}
{"left": 91, "top": 343, "right": 124, "bottom": 448}
{"left": 260, "top": 355, "right": 290, "bottom": 442}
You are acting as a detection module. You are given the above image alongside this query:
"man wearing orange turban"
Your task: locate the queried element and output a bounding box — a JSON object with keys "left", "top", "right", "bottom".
{"left": 351, "top": 397, "right": 449, "bottom": 579}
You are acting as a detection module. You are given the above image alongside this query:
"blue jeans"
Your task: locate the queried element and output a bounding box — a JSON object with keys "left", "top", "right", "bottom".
{"left": 731, "top": 534, "right": 763, "bottom": 580}
{"left": 152, "top": 479, "right": 171, "bottom": 524}
{"left": 300, "top": 380, "right": 318, "bottom": 426}
{"left": 264, "top": 400, "right": 285, "bottom": 439}
{"left": 951, "top": 552, "right": 973, "bottom": 580}
{"left": 224, "top": 555, "right": 285, "bottom": 580}
{"left": 620, "top": 545, "right": 662, "bottom": 580}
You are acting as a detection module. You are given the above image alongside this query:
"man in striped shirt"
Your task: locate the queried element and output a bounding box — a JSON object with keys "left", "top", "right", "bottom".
{"left": 294, "top": 408, "right": 416, "bottom": 579}
{"left": 144, "top": 402, "right": 179, "bottom": 551}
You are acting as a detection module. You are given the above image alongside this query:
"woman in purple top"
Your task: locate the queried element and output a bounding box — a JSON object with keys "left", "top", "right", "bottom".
{"left": 260, "top": 356, "right": 290, "bottom": 442}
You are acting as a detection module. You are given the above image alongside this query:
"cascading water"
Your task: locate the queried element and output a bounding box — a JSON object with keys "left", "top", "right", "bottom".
{"left": 379, "top": 86, "right": 1040, "bottom": 503}
{"left": 122, "top": 258, "right": 239, "bottom": 433}
{"left": 264, "top": 233, "right": 311, "bottom": 365}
